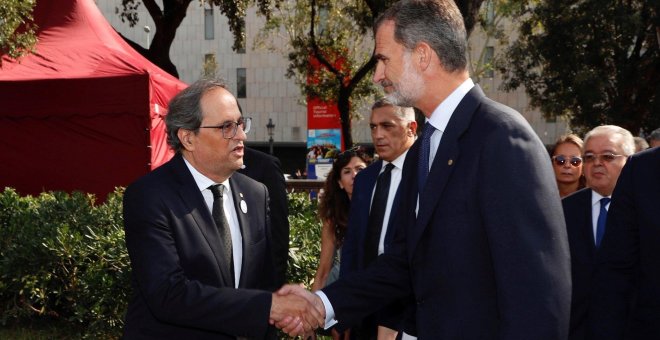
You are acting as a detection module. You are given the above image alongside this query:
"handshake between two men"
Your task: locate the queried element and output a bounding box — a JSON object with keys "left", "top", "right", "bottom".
{"left": 270, "top": 284, "right": 326, "bottom": 337}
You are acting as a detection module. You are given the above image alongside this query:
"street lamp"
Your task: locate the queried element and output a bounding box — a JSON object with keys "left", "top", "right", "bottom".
{"left": 266, "top": 118, "right": 275, "bottom": 155}
{"left": 143, "top": 25, "right": 151, "bottom": 47}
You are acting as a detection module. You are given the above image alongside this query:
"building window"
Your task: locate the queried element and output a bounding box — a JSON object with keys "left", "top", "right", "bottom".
{"left": 203, "top": 54, "right": 217, "bottom": 77}
{"left": 204, "top": 9, "right": 214, "bottom": 40}
{"left": 486, "top": 0, "right": 495, "bottom": 24}
{"left": 237, "top": 68, "right": 247, "bottom": 98}
{"left": 484, "top": 46, "right": 494, "bottom": 78}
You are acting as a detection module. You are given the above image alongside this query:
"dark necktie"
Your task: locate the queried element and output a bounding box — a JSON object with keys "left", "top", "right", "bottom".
{"left": 209, "top": 184, "right": 235, "bottom": 285}
{"left": 418, "top": 122, "right": 435, "bottom": 194}
{"left": 364, "top": 163, "right": 395, "bottom": 266}
{"left": 595, "top": 197, "right": 611, "bottom": 247}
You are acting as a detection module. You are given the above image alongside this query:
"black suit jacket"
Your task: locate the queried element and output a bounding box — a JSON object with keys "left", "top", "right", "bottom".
{"left": 122, "top": 154, "right": 276, "bottom": 339}
{"left": 562, "top": 188, "right": 597, "bottom": 340}
{"left": 323, "top": 85, "right": 571, "bottom": 339}
{"left": 589, "top": 147, "right": 660, "bottom": 339}
{"left": 238, "top": 147, "right": 290, "bottom": 286}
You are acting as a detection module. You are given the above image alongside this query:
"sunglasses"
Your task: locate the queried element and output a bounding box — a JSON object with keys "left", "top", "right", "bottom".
{"left": 582, "top": 152, "right": 624, "bottom": 163}
{"left": 552, "top": 155, "right": 583, "bottom": 167}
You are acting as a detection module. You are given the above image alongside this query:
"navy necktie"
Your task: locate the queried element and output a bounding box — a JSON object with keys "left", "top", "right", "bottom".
{"left": 364, "top": 163, "right": 395, "bottom": 266}
{"left": 418, "top": 122, "right": 435, "bottom": 194}
{"left": 209, "top": 184, "right": 235, "bottom": 285}
{"left": 595, "top": 197, "right": 611, "bottom": 247}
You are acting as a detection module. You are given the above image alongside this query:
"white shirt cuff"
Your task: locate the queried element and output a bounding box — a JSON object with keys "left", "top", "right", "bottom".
{"left": 314, "top": 290, "right": 338, "bottom": 329}
{"left": 402, "top": 332, "right": 418, "bottom": 340}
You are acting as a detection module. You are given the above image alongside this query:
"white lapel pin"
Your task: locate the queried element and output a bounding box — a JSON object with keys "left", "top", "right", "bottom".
{"left": 240, "top": 199, "right": 248, "bottom": 213}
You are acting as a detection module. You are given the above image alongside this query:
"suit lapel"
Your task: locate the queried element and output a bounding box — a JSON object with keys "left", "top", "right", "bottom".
{"left": 171, "top": 154, "right": 234, "bottom": 286}
{"left": 410, "top": 86, "right": 484, "bottom": 250}
{"left": 229, "top": 177, "right": 249, "bottom": 287}
{"left": 355, "top": 161, "right": 381, "bottom": 266}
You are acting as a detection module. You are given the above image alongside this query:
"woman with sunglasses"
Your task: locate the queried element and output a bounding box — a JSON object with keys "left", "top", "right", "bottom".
{"left": 550, "top": 134, "right": 586, "bottom": 198}
{"left": 311, "top": 148, "right": 369, "bottom": 340}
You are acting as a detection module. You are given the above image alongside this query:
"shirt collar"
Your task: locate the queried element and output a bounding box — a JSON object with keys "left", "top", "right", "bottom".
{"left": 383, "top": 149, "right": 409, "bottom": 171}
{"left": 183, "top": 156, "right": 231, "bottom": 192}
{"left": 591, "top": 190, "right": 609, "bottom": 207}
{"left": 427, "top": 78, "right": 475, "bottom": 131}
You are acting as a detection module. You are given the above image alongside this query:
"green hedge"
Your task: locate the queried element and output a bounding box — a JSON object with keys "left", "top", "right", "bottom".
{"left": 0, "top": 188, "right": 322, "bottom": 338}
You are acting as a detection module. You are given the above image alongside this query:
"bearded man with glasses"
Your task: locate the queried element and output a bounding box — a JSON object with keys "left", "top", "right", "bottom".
{"left": 561, "top": 124, "right": 635, "bottom": 340}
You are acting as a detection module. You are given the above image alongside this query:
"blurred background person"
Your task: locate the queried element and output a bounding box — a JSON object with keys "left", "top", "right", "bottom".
{"left": 312, "top": 149, "right": 369, "bottom": 339}
{"left": 561, "top": 125, "right": 635, "bottom": 340}
{"left": 648, "top": 128, "right": 660, "bottom": 148}
{"left": 238, "top": 146, "right": 290, "bottom": 287}
{"left": 633, "top": 136, "right": 649, "bottom": 153}
{"left": 550, "top": 134, "right": 586, "bottom": 198}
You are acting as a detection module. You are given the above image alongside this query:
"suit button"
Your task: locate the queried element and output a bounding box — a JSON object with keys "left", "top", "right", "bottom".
{"left": 417, "top": 299, "right": 424, "bottom": 305}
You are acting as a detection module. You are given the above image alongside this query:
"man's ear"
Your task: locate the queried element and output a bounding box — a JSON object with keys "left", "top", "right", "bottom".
{"left": 178, "top": 128, "right": 195, "bottom": 151}
{"left": 408, "top": 120, "right": 418, "bottom": 137}
{"left": 415, "top": 42, "right": 432, "bottom": 71}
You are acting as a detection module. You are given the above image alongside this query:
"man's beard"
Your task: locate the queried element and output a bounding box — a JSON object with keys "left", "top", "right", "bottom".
{"left": 383, "top": 52, "right": 424, "bottom": 107}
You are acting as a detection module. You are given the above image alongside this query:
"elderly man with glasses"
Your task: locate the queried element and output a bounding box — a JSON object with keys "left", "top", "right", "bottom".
{"left": 561, "top": 124, "right": 635, "bottom": 340}
{"left": 122, "top": 78, "right": 323, "bottom": 339}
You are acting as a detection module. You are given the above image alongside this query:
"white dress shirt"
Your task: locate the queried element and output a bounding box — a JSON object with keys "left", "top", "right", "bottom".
{"left": 184, "top": 157, "right": 243, "bottom": 288}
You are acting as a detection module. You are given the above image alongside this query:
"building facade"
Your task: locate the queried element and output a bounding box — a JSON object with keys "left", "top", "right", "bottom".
{"left": 96, "top": 1, "right": 568, "bottom": 173}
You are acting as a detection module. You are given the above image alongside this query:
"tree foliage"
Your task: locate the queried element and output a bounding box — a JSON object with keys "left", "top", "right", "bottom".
{"left": 0, "top": 0, "right": 38, "bottom": 65}
{"left": 116, "top": 0, "right": 282, "bottom": 78}
{"left": 256, "top": 0, "right": 484, "bottom": 148}
{"left": 499, "top": 0, "right": 659, "bottom": 135}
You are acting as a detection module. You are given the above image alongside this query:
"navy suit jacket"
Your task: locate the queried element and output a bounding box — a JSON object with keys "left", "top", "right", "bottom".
{"left": 589, "top": 147, "right": 660, "bottom": 339}
{"left": 238, "top": 147, "right": 290, "bottom": 287}
{"left": 323, "top": 85, "right": 571, "bottom": 339}
{"left": 562, "top": 188, "right": 597, "bottom": 340}
{"left": 122, "top": 154, "right": 276, "bottom": 339}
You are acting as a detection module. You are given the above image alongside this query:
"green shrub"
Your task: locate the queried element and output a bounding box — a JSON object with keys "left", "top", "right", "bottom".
{"left": 286, "top": 192, "right": 322, "bottom": 287}
{"left": 0, "top": 188, "right": 324, "bottom": 338}
{"left": 0, "top": 188, "right": 130, "bottom": 338}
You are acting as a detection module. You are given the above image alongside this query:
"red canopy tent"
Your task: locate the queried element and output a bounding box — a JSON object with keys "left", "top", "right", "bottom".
{"left": 0, "top": 0, "right": 186, "bottom": 200}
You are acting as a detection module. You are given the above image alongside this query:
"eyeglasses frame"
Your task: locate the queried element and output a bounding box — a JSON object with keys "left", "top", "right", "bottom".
{"left": 199, "top": 117, "right": 252, "bottom": 139}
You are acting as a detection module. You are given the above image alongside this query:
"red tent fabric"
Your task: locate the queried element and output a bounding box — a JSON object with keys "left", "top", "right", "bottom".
{"left": 0, "top": 0, "right": 186, "bottom": 200}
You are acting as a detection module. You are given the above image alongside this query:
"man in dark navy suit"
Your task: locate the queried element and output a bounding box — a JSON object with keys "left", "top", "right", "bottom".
{"left": 589, "top": 146, "right": 660, "bottom": 339}
{"left": 122, "top": 79, "right": 322, "bottom": 339}
{"left": 275, "top": 1, "right": 571, "bottom": 339}
{"left": 340, "top": 98, "right": 416, "bottom": 339}
{"left": 561, "top": 125, "right": 634, "bottom": 340}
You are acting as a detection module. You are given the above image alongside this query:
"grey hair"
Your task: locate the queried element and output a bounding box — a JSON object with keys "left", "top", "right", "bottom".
{"left": 371, "top": 97, "right": 416, "bottom": 121}
{"left": 374, "top": 0, "right": 467, "bottom": 72}
{"left": 584, "top": 125, "right": 635, "bottom": 156}
{"left": 166, "top": 78, "right": 229, "bottom": 153}
{"left": 649, "top": 128, "right": 660, "bottom": 141}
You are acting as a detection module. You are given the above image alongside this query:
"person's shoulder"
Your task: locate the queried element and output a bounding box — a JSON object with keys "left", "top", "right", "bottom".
{"left": 244, "top": 146, "right": 279, "bottom": 165}
{"left": 562, "top": 188, "right": 591, "bottom": 206}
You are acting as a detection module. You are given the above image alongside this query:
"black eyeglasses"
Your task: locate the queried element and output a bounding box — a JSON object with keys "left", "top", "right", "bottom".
{"left": 199, "top": 117, "right": 251, "bottom": 139}
{"left": 582, "top": 152, "right": 624, "bottom": 163}
{"left": 552, "top": 155, "right": 582, "bottom": 167}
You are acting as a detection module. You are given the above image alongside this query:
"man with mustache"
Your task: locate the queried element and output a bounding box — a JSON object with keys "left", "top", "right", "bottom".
{"left": 561, "top": 125, "right": 634, "bottom": 340}
{"left": 275, "top": 0, "right": 571, "bottom": 338}
{"left": 122, "top": 78, "right": 323, "bottom": 339}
